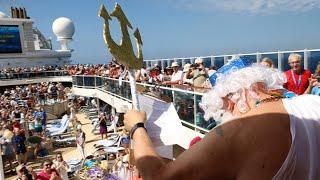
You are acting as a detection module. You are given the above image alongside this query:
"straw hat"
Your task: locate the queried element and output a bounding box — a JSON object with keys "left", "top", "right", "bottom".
{"left": 183, "top": 63, "right": 191, "bottom": 72}
{"left": 195, "top": 58, "right": 203, "bottom": 64}
{"left": 171, "top": 62, "right": 179, "bottom": 67}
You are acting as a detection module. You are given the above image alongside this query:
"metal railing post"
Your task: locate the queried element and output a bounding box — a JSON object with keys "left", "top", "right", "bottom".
{"left": 223, "top": 56, "right": 228, "bottom": 65}
{"left": 82, "top": 75, "right": 85, "bottom": 87}
{"left": 256, "top": 53, "right": 261, "bottom": 63}
{"left": 304, "top": 49, "right": 309, "bottom": 70}
{"left": 182, "top": 58, "right": 186, "bottom": 67}
{"left": 278, "top": 51, "right": 283, "bottom": 71}
{"left": 211, "top": 56, "right": 215, "bottom": 66}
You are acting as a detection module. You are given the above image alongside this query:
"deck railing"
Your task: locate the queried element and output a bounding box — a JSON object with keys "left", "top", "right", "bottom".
{"left": 144, "top": 48, "right": 320, "bottom": 73}
{"left": 0, "top": 70, "right": 69, "bottom": 80}
{"left": 72, "top": 75, "right": 213, "bottom": 134}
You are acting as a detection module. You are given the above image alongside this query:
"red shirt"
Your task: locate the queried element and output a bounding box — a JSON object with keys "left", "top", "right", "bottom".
{"left": 284, "top": 69, "right": 311, "bottom": 95}
{"left": 36, "top": 169, "right": 60, "bottom": 180}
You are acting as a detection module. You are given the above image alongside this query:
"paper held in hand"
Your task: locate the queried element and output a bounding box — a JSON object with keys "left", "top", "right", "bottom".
{"left": 138, "top": 94, "right": 184, "bottom": 147}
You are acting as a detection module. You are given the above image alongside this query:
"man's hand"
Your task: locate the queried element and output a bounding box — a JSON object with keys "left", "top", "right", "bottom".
{"left": 124, "top": 110, "right": 146, "bottom": 132}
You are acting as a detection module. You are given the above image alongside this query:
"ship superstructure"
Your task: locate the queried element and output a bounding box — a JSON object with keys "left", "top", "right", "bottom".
{"left": 0, "top": 7, "right": 74, "bottom": 68}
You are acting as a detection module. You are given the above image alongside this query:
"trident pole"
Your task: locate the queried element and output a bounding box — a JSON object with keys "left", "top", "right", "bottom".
{"left": 128, "top": 70, "right": 140, "bottom": 110}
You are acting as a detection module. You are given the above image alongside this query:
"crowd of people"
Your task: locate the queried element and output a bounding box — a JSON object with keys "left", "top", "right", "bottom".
{"left": 1, "top": 54, "right": 319, "bottom": 95}
{"left": 0, "top": 53, "right": 319, "bottom": 179}
{"left": 0, "top": 82, "right": 71, "bottom": 180}
{"left": 66, "top": 55, "right": 320, "bottom": 95}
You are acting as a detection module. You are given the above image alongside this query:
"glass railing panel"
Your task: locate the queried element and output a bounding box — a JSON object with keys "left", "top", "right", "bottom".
{"left": 282, "top": 52, "right": 304, "bottom": 71}
{"left": 157, "top": 60, "right": 162, "bottom": 69}
{"left": 0, "top": 70, "right": 69, "bottom": 80}
{"left": 37, "top": 72, "right": 45, "bottom": 78}
{"left": 175, "top": 59, "right": 182, "bottom": 67}
{"left": 102, "top": 78, "right": 111, "bottom": 92}
{"left": 72, "top": 76, "right": 78, "bottom": 86}
{"left": 22, "top": 72, "right": 30, "bottom": 79}
{"left": 83, "top": 76, "right": 95, "bottom": 87}
{"left": 214, "top": 57, "right": 224, "bottom": 68}
{"left": 45, "top": 71, "right": 55, "bottom": 77}
{"left": 241, "top": 55, "right": 257, "bottom": 64}
{"left": 309, "top": 51, "right": 320, "bottom": 73}
{"left": 104, "top": 78, "right": 117, "bottom": 94}
{"left": 173, "top": 91, "right": 194, "bottom": 125}
{"left": 96, "top": 76, "right": 103, "bottom": 87}
{"left": 261, "top": 53, "right": 278, "bottom": 68}
{"left": 162, "top": 60, "right": 168, "bottom": 69}
{"left": 136, "top": 84, "right": 173, "bottom": 103}
{"left": 184, "top": 58, "right": 191, "bottom": 65}
{"left": 168, "top": 59, "right": 174, "bottom": 67}
{"left": 53, "top": 71, "right": 62, "bottom": 76}
{"left": 195, "top": 95, "right": 216, "bottom": 131}
{"left": 119, "top": 81, "right": 131, "bottom": 100}
{"left": 76, "top": 76, "right": 83, "bottom": 86}
{"left": 203, "top": 57, "right": 212, "bottom": 68}
{"left": 102, "top": 78, "right": 126, "bottom": 99}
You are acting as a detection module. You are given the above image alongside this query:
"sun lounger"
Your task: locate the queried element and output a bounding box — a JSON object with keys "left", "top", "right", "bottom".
{"left": 66, "top": 159, "right": 82, "bottom": 172}
{"left": 47, "top": 115, "right": 70, "bottom": 136}
{"left": 94, "top": 134, "right": 120, "bottom": 147}
{"left": 53, "top": 136, "right": 76, "bottom": 147}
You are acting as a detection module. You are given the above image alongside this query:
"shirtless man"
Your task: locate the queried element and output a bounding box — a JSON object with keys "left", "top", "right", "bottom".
{"left": 124, "top": 64, "right": 320, "bottom": 180}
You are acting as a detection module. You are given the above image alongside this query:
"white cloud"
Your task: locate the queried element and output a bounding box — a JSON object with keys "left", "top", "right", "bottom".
{"left": 168, "top": 0, "right": 320, "bottom": 13}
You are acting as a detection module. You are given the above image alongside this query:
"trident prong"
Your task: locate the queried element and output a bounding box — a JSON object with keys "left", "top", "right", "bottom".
{"left": 99, "top": 4, "right": 143, "bottom": 69}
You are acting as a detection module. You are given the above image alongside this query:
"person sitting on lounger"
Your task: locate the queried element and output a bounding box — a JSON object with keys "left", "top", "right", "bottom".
{"left": 124, "top": 62, "right": 320, "bottom": 180}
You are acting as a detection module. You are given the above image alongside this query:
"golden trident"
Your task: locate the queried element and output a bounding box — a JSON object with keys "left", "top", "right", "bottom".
{"left": 98, "top": 3, "right": 143, "bottom": 69}
{"left": 99, "top": 3, "right": 142, "bottom": 111}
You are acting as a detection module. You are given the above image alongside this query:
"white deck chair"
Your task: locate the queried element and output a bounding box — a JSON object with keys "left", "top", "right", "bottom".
{"left": 53, "top": 136, "right": 76, "bottom": 147}
{"left": 46, "top": 114, "right": 69, "bottom": 128}
{"left": 47, "top": 115, "right": 70, "bottom": 136}
{"left": 46, "top": 114, "right": 68, "bottom": 129}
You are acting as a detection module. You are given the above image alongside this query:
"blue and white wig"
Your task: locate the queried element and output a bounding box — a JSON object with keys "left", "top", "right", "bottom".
{"left": 201, "top": 58, "right": 286, "bottom": 122}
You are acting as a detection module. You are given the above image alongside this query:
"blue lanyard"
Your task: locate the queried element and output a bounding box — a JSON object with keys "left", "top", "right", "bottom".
{"left": 291, "top": 70, "right": 302, "bottom": 90}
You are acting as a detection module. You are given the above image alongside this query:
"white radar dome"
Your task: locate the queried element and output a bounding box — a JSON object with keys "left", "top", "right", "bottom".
{"left": 0, "top": 11, "right": 8, "bottom": 18}
{"left": 52, "top": 17, "right": 75, "bottom": 40}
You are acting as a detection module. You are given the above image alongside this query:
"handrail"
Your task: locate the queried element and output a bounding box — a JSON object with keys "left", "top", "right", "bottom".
{"left": 144, "top": 48, "right": 320, "bottom": 62}
{"left": 0, "top": 70, "right": 69, "bottom": 80}
{"left": 96, "top": 76, "right": 208, "bottom": 96}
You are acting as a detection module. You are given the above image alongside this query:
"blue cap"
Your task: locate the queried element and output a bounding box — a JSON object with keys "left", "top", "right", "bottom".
{"left": 209, "top": 57, "right": 252, "bottom": 86}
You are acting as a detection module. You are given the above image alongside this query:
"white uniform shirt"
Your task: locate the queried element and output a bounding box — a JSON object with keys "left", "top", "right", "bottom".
{"left": 171, "top": 70, "right": 183, "bottom": 82}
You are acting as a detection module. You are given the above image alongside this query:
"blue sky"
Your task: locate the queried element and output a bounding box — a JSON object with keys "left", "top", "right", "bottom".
{"left": 0, "top": 0, "right": 320, "bottom": 64}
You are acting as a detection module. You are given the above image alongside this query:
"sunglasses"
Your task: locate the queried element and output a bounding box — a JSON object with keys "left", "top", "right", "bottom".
{"left": 289, "top": 61, "right": 301, "bottom": 64}
{"left": 44, "top": 163, "right": 52, "bottom": 167}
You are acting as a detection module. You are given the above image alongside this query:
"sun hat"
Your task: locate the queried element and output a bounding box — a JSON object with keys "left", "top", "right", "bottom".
{"left": 195, "top": 58, "right": 203, "bottom": 64}
{"left": 171, "top": 62, "right": 179, "bottom": 67}
{"left": 183, "top": 63, "right": 191, "bottom": 72}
